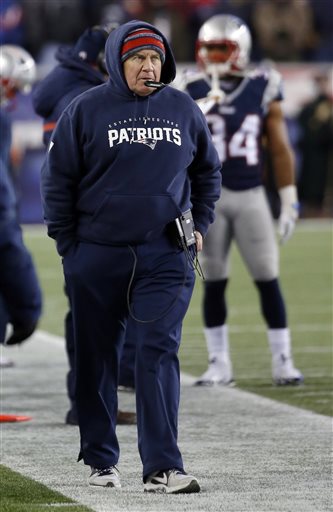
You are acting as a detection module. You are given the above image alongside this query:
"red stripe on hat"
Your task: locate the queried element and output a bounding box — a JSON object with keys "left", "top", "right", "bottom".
{"left": 122, "top": 36, "right": 165, "bottom": 56}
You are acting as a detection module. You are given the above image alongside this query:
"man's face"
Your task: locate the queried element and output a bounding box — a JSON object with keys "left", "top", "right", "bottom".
{"left": 123, "top": 49, "right": 162, "bottom": 96}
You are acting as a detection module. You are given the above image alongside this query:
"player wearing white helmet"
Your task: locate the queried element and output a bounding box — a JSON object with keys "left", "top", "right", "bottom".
{"left": 0, "top": 44, "right": 36, "bottom": 105}
{"left": 181, "top": 14, "right": 303, "bottom": 386}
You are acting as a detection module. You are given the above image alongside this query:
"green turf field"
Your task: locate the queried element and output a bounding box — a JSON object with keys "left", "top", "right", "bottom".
{"left": 22, "top": 221, "right": 332, "bottom": 417}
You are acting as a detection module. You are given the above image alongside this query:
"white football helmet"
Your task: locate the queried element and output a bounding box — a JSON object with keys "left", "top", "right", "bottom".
{"left": 196, "top": 14, "right": 252, "bottom": 75}
{"left": 0, "top": 45, "right": 36, "bottom": 105}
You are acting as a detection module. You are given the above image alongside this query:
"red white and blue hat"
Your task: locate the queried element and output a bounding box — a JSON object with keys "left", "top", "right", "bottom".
{"left": 121, "top": 28, "right": 166, "bottom": 63}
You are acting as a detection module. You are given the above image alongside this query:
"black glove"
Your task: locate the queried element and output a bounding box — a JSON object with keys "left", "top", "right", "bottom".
{"left": 5, "top": 322, "right": 37, "bottom": 346}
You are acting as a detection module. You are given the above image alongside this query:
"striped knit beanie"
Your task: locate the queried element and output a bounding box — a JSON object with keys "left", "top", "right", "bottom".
{"left": 121, "top": 28, "right": 166, "bottom": 63}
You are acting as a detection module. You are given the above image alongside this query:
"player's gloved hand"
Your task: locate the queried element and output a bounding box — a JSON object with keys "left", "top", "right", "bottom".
{"left": 278, "top": 185, "right": 299, "bottom": 245}
{"left": 5, "top": 322, "right": 37, "bottom": 346}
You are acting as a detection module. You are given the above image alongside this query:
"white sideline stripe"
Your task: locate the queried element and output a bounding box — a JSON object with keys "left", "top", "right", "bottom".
{"left": 31, "top": 330, "right": 328, "bottom": 406}
{"left": 2, "top": 330, "right": 332, "bottom": 512}
{"left": 34, "top": 330, "right": 197, "bottom": 386}
{"left": 12, "top": 330, "right": 333, "bottom": 402}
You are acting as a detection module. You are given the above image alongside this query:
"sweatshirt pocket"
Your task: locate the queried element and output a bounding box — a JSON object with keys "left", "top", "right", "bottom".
{"left": 89, "top": 193, "right": 181, "bottom": 244}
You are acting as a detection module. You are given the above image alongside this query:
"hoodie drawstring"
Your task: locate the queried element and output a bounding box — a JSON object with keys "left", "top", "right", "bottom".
{"left": 130, "top": 94, "right": 151, "bottom": 142}
{"left": 129, "top": 96, "right": 138, "bottom": 143}
{"left": 143, "top": 95, "right": 150, "bottom": 125}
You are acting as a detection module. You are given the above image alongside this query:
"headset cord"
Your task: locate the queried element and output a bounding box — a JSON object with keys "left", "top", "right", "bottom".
{"left": 181, "top": 238, "right": 205, "bottom": 281}
{"left": 126, "top": 244, "right": 189, "bottom": 324}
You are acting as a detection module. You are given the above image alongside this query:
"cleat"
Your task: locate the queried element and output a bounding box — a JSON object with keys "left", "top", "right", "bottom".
{"left": 117, "top": 410, "right": 137, "bottom": 425}
{"left": 88, "top": 465, "right": 121, "bottom": 488}
{"left": 272, "top": 355, "right": 304, "bottom": 386}
{"left": 144, "top": 469, "right": 200, "bottom": 494}
{"left": 194, "top": 357, "right": 234, "bottom": 386}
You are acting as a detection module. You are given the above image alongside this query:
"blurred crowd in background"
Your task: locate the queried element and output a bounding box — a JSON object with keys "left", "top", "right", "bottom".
{"left": 2, "top": 0, "right": 333, "bottom": 63}
{"left": 1, "top": 0, "right": 333, "bottom": 221}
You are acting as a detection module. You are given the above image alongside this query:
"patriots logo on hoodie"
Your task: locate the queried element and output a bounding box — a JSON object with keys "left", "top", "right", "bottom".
{"left": 133, "top": 138, "right": 157, "bottom": 150}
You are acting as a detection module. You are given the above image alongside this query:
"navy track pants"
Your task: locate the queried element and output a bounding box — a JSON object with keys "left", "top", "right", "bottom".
{"left": 63, "top": 234, "right": 195, "bottom": 479}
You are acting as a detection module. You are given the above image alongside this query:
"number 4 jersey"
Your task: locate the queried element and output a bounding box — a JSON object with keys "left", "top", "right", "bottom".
{"left": 182, "top": 67, "right": 283, "bottom": 191}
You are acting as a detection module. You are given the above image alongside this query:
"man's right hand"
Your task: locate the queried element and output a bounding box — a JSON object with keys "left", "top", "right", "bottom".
{"left": 194, "top": 231, "right": 203, "bottom": 252}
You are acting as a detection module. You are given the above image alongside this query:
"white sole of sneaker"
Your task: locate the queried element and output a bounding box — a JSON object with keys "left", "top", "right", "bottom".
{"left": 273, "top": 378, "right": 304, "bottom": 386}
{"left": 144, "top": 479, "right": 200, "bottom": 494}
{"left": 88, "top": 482, "right": 121, "bottom": 488}
{"left": 194, "top": 379, "right": 236, "bottom": 387}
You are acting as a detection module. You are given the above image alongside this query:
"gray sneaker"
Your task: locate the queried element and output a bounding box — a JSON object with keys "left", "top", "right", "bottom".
{"left": 88, "top": 465, "right": 121, "bottom": 488}
{"left": 144, "top": 469, "right": 200, "bottom": 494}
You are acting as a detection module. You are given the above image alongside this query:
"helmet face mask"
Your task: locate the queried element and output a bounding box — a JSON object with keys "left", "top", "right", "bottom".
{"left": 0, "top": 45, "right": 36, "bottom": 105}
{"left": 197, "top": 40, "right": 240, "bottom": 72}
{"left": 196, "top": 14, "right": 252, "bottom": 76}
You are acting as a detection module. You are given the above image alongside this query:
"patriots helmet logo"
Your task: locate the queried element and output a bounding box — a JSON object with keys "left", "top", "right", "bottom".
{"left": 133, "top": 138, "right": 157, "bottom": 150}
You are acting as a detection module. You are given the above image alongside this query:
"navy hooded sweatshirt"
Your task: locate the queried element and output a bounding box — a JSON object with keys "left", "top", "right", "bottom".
{"left": 41, "top": 20, "right": 221, "bottom": 255}
{"left": 32, "top": 45, "right": 106, "bottom": 146}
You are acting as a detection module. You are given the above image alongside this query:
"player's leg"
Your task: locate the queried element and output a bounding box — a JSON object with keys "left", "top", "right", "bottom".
{"left": 195, "top": 190, "right": 234, "bottom": 386}
{"left": 0, "top": 221, "right": 42, "bottom": 345}
{"left": 234, "top": 187, "right": 303, "bottom": 385}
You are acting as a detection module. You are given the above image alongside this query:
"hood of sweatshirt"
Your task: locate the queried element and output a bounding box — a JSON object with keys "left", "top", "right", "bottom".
{"left": 104, "top": 19, "right": 176, "bottom": 98}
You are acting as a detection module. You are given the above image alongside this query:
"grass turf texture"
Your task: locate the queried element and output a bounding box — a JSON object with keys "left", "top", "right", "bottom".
{"left": 22, "top": 222, "right": 332, "bottom": 417}
{"left": 0, "top": 465, "right": 92, "bottom": 512}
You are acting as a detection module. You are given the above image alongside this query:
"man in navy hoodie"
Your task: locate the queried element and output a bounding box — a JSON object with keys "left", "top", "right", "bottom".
{"left": 32, "top": 25, "right": 136, "bottom": 427}
{"left": 41, "top": 20, "right": 221, "bottom": 493}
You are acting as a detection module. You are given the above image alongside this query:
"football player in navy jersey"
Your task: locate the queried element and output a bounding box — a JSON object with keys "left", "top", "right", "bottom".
{"left": 181, "top": 14, "right": 303, "bottom": 387}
